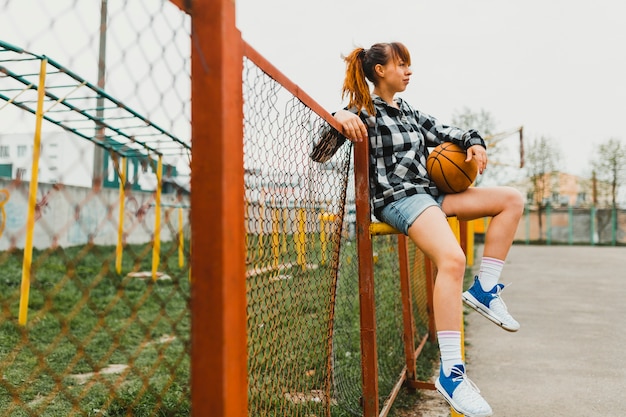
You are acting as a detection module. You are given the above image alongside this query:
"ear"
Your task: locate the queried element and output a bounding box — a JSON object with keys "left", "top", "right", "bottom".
{"left": 374, "top": 63, "right": 385, "bottom": 78}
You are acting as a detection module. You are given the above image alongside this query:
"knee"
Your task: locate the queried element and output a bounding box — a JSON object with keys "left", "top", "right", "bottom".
{"left": 436, "top": 249, "right": 466, "bottom": 279}
{"left": 503, "top": 187, "right": 525, "bottom": 218}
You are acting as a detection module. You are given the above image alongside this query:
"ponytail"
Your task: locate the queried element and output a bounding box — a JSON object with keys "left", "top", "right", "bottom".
{"left": 341, "top": 47, "right": 374, "bottom": 115}
{"left": 341, "top": 42, "right": 411, "bottom": 116}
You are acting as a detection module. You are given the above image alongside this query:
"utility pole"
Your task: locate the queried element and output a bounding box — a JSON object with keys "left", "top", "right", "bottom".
{"left": 93, "top": 0, "right": 107, "bottom": 187}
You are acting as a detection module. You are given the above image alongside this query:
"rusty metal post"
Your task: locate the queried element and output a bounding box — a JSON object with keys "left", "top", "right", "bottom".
{"left": 424, "top": 257, "right": 437, "bottom": 342}
{"left": 184, "top": 1, "right": 248, "bottom": 416}
{"left": 353, "top": 138, "right": 379, "bottom": 416}
{"left": 398, "top": 235, "right": 417, "bottom": 381}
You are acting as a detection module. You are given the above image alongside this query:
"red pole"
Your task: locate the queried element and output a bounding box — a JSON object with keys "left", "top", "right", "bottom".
{"left": 353, "top": 139, "right": 380, "bottom": 416}
{"left": 186, "top": 1, "right": 248, "bottom": 416}
{"left": 398, "top": 235, "right": 417, "bottom": 381}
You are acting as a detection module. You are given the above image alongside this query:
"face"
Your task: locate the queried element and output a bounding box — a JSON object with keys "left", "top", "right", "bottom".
{"left": 377, "top": 57, "right": 412, "bottom": 94}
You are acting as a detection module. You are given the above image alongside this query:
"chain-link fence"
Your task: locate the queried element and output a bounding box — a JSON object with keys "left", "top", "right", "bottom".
{"left": 0, "top": 2, "right": 191, "bottom": 415}
{"left": 516, "top": 207, "right": 626, "bottom": 245}
{"left": 243, "top": 50, "right": 352, "bottom": 416}
{"left": 1, "top": 2, "right": 441, "bottom": 416}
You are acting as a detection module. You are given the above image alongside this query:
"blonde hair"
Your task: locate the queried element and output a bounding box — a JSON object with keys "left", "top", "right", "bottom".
{"left": 341, "top": 42, "right": 412, "bottom": 115}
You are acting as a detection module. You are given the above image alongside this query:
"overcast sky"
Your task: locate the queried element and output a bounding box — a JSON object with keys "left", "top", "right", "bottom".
{"left": 1, "top": 1, "right": 624, "bottom": 179}
{"left": 236, "top": 0, "right": 626, "bottom": 177}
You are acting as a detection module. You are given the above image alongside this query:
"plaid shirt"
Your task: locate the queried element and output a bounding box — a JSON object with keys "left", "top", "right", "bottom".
{"left": 354, "top": 95, "right": 486, "bottom": 216}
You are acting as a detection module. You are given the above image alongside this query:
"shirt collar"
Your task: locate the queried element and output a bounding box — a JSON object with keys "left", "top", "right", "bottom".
{"left": 372, "top": 94, "right": 404, "bottom": 115}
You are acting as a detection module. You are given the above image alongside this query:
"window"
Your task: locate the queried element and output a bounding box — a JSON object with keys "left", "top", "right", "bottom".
{"left": 0, "top": 146, "right": 9, "bottom": 158}
{"left": 16, "top": 168, "right": 26, "bottom": 179}
{"left": 17, "top": 145, "right": 27, "bottom": 157}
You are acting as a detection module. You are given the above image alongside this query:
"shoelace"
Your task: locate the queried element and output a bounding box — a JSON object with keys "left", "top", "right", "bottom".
{"left": 449, "top": 367, "right": 482, "bottom": 394}
{"left": 491, "top": 282, "right": 512, "bottom": 311}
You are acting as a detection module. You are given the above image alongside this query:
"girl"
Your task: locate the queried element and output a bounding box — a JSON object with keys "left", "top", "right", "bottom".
{"left": 334, "top": 42, "right": 524, "bottom": 417}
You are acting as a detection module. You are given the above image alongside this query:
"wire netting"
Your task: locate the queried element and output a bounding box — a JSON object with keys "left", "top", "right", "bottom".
{"left": 0, "top": 2, "right": 439, "bottom": 416}
{"left": 516, "top": 207, "right": 626, "bottom": 245}
{"left": 0, "top": 2, "right": 191, "bottom": 416}
{"left": 241, "top": 48, "right": 437, "bottom": 413}
{"left": 243, "top": 55, "right": 352, "bottom": 416}
{"left": 332, "top": 221, "right": 433, "bottom": 416}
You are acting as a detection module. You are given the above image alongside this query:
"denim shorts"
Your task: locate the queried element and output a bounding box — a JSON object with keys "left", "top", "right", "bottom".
{"left": 378, "top": 193, "right": 445, "bottom": 235}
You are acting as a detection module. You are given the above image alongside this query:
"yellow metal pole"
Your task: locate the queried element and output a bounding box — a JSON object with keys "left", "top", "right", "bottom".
{"left": 466, "top": 218, "right": 475, "bottom": 267}
{"left": 19, "top": 58, "right": 47, "bottom": 326}
{"left": 297, "top": 208, "right": 306, "bottom": 269}
{"left": 115, "top": 157, "right": 127, "bottom": 274}
{"left": 319, "top": 212, "right": 336, "bottom": 266}
{"left": 447, "top": 216, "right": 465, "bottom": 417}
{"left": 178, "top": 206, "right": 184, "bottom": 268}
{"left": 271, "top": 206, "right": 279, "bottom": 268}
{"left": 258, "top": 191, "right": 265, "bottom": 261}
{"left": 151, "top": 156, "right": 163, "bottom": 281}
{"left": 281, "top": 207, "right": 288, "bottom": 254}
{"left": 319, "top": 213, "right": 327, "bottom": 266}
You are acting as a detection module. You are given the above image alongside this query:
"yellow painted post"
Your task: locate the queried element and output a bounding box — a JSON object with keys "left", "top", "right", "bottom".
{"left": 447, "top": 216, "right": 460, "bottom": 240}
{"left": 319, "top": 212, "right": 327, "bottom": 266}
{"left": 296, "top": 208, "right": 306, "bottom": 269}
{"left": 319, "top": 212, "right": 336, "bottom": 266}
{"left": 151, "top": 155, "right": 163, "bottom": 281}
{"left": 448, "top": 216, "right": 465, "bottom": 417}
{"left": 258, "top": 191, "right": 265, "bottom": 261}
{"left": 271, "top": 206, "right": 279, "bottom": 268}
{"left": 115, "top": 157, "right": 127, "bottom": 274}
{"left": 18, "top": 58, "right": 47, "bottom": 326}
{"left": 178, "top": 206, "right": 185, "bottom": 268}
{"left": 188, "top": 238, "right": 192, "bottom": 282}
{"left": 281, "top": 207, "right": 288, "bottom": 254}
{"left": 466, "top": 218, "right": 475, "bottom": 267}
{"left": 244, "top": 199, "right": 250, "bottom": 260}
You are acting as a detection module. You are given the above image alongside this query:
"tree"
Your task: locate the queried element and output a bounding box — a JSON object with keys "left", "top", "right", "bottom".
{"left": 591, "top": 137, "right": 626, "bottom": 208}
{"left": 452, "top": 107, "right": 497, "bottom": 137}
{"left": 525, "top": 136, "right": 560, "bottom": 241}
{"left": 451, "top": 107, "right": 522, "bottom": 186}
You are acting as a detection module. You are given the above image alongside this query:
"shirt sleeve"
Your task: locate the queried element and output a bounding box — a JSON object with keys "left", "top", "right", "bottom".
{"left": 414, "top": 108, "right": 486, "bottom": 150}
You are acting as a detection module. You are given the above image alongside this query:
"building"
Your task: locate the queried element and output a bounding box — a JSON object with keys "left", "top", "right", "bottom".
{"left": 509, "top": 171, "right": 615, "bottom": 208}
{"left": 0, "top": 131, "right": 93, "bottom": 187}
{"left": 0, "top": 131, "right": 187, "bottom": 193}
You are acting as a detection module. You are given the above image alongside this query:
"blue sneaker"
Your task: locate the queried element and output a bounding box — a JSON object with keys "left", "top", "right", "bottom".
{"left": 435, "top": 363, "right": 492, "bottom": 417}
{"left": 463, "top": 276, "right": 520, "bottom": 332}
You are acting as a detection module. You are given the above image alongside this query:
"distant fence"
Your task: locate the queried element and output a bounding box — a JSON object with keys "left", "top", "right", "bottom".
{"left": 514, "top": 206, "right": 626, "bottom": 245}
{"left": 0, "top": 178, "right": 189, "bottom": 251}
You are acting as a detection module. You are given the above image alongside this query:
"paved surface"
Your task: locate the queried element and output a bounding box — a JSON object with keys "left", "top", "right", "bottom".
{"left": 464, "top": 245, "right": 626, "bottom": 416}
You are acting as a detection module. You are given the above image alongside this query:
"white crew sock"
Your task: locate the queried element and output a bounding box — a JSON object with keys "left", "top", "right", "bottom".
{"left": 478, "top": 256, "right": 505, "bottom": 291}
{"left": 438, "top": 330, "right": 463, "bottom": 376}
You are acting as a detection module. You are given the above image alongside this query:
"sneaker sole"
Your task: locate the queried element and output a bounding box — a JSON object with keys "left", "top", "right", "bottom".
{"left": 462, "top": 292, "right": 519, "bottom": 332}
{"left": 435, "top": 379, "right": 492, "bottom": 417}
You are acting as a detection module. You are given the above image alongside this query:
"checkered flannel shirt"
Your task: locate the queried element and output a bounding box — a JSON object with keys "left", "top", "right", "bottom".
{"left": 354, "top": 95, "right": 486, "bottom": 217}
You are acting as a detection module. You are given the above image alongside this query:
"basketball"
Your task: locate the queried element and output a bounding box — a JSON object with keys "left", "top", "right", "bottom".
{"left": 426, "top": 142, "right": 478, "bottom": 193}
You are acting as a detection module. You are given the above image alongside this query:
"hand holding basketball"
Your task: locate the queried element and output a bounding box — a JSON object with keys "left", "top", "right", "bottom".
{"left": 426, "top": 142, "right": 479, "bottom": 193}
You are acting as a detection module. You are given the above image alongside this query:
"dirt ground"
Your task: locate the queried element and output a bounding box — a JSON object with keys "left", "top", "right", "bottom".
{"left": 394, "top": 388, "right": 450, "bottom": 417}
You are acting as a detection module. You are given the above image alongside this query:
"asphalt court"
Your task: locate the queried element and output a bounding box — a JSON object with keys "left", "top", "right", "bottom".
{"left": 465, "top": 244, "right": 626, "bottom": 416}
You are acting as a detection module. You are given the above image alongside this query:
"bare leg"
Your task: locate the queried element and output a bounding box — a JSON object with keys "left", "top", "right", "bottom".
{"left": 442, "top": 186, "right": 524, "bottom": 260}
{"left": 407, "top": 206, "right": 466, "bottom": 331}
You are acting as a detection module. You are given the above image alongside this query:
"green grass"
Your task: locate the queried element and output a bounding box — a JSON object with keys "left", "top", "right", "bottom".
{"left": 0, "top": 231, "right": 444, "bottom": 417}
{"left": 0, "top": 242, "right": 191, "bottom": 416}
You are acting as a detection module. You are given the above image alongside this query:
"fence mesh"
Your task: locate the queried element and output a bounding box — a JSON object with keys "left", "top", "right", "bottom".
{"left": 332, "top": 223, "right": 433, "bottom": 416}
{"left": 243, "top": 55, "right": 352, "bottom": 416}
{"left": 0, "top": 2, "right": 191, "bottom": 416}
{"left": 516, "top": 207, "right": 626, "bottom": 245}
{"left": 1, "top": 2, "right": 440, "bottom": 416}
{"left": 242, "top": 50, "right": 440, "bottom": 415}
